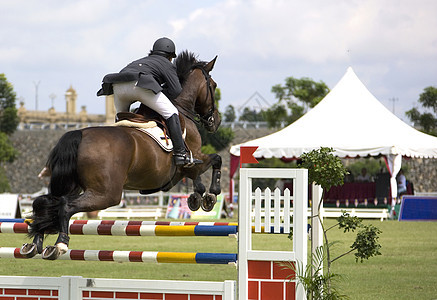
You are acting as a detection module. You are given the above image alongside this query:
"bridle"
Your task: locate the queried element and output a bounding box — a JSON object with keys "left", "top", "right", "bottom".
{"left": 195, "top": 66, "right": 216, "bottom": 128}
{"left": 176, "top": 66, "right": 216, "bottom": 128}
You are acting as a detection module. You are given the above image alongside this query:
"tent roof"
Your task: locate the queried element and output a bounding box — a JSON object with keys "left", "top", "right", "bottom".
{"left": 230, "top": 67, "right": 437, "bottom": 159}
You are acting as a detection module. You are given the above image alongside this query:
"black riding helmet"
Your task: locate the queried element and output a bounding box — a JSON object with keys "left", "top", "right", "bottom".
{"left": 152, "top": 37, "right": 177, "bottom": 58}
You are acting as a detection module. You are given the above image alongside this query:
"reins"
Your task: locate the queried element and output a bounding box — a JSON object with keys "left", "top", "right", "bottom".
{"left": 197, "top": 66, "right": 216, "bottom": 128}
{"left": 175, "top": 66, "right": 215, "bottom": 127}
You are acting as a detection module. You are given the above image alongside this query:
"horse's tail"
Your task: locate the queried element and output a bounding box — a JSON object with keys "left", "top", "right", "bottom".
{"left": 28, "top": 130, "right": 83, "bottom": 237}
{"left": 47, "top": 130, "right": 82, "bottom": 197}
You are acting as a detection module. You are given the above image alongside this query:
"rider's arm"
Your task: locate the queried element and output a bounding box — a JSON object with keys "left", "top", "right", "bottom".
{"left": 161, "top": 63, "right": 182, "bottom": 100}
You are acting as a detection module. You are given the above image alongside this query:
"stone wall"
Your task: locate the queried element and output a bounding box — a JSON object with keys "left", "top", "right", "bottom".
{"left": 403, "top": 157, "right": 437, "bottom": 193}
{"left": 3, "top": 128, "right": 437, "bottom": 194}
{"left": 3, "top": 130, "right": 67, "bottom": 193}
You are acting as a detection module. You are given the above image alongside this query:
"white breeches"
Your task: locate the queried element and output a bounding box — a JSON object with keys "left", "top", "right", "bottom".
{"left": 113, "top": 81, "right": 178, "bottom": 119}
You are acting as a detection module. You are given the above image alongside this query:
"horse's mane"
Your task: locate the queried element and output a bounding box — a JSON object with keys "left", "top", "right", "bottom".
{"left": 174, "top": 50, "right": 207, "bottom": 86}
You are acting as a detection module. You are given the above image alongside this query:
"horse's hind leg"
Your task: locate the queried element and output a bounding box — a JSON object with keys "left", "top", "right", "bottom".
{"left": 42, "top": 190, "right": 122, "bottom": 260}
{"left": 41, "top": 196, "right": 73, "bottom": 260}
{"left": 20, "top": 232, "right": 44, "bottom": 258}
{"left": 208, "top": 154, "right": 222, "bottom": 195}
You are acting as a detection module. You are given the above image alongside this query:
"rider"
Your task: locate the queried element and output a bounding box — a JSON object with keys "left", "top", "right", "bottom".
{"left": 97, "top": 37, "right": 202, "bottom": 167}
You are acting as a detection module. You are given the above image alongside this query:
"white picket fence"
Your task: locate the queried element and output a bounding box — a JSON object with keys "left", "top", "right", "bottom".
{"left": 239, "top": 168, "right": 311, "bottom": 300}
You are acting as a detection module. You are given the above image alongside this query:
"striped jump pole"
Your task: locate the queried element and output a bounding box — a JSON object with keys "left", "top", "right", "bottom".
{"left": 0, "top": 219, "right": 25, "bottom": 223}
{"left": 0, "top": 222, "right": 288, "bottom": 236}
{"left": 0, "top": 222, "right": 238, "bottom": 236}
{"left": 71, "top": 220, "right": 239, "bottom": 226}
{"left": 0, "top": 247, "right": 237, "bottom": 265}
{"left": 68, "top": 220, "right": 288, "bottom": 233}
{"left": 9, "top": 219, "right": 239, "bottom": 226}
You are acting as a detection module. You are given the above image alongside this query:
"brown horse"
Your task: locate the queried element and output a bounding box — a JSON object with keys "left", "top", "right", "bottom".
{"left": 20, "top": 51, "right": 222, "bottom": 260}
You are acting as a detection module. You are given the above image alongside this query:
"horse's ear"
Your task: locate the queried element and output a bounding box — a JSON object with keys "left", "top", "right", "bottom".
{"left": 204, "top": 55, "right": 218, "bottom": 73}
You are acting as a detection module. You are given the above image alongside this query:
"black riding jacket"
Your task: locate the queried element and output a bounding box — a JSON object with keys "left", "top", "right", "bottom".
{"left": 97, "top": 54, "right": 182, "bottom": 100}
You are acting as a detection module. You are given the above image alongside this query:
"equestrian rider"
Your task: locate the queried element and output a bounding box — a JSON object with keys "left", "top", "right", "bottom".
{"left": 97, "top": 37, "right": 202, "bottom": 167}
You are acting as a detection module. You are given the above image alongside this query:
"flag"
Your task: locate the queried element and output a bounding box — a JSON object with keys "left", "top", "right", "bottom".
{"left": 240, "top": 146, "right": 259, "bottom": 167}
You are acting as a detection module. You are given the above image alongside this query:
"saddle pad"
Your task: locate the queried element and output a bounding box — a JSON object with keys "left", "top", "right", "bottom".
{"left": 111, "top": 120, "right": 173, "bottom": 152}
{"left": 112, "top": 119, "right": 157, "bottom": 129}
{"left": 111, "top": 119, "right": 187, "bottom": 152}
{"left": 136, "top": 127, "right": 173, "bottom": 152}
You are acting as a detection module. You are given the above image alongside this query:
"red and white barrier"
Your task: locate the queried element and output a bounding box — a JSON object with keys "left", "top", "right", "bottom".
{"left": 0, "top": 275, "right": 235, "bottom": 300}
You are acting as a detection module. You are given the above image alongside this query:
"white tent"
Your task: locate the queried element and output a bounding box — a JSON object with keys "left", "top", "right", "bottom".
{"left": 230, "top": 67, "right": 437, "bottom": 198}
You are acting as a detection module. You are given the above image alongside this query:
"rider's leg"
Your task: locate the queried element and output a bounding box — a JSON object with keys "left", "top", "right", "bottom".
{"left": 113, "top": 82, "right": 136, "bottom": 114}
{"left": 134, "top": 88, "right": 202, "bottom": 166}
{"left": 165, "top": 114, "right": 201, "bottom": 166}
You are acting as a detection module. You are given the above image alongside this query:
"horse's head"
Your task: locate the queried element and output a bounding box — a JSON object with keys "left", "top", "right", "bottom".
{"left": 175, "top": 52, "right": 221, "bottom": 133}
{"left": 192, "top": 57, "right": 221, "bottom": 133}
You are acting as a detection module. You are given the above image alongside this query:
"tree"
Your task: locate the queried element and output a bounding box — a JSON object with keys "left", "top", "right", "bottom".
{"left": 266, "top": 77, "right": 329, "bottom": 128}
{"left": 238, "top": 107, "right": 264, "bottom": 122}
{"left": 0, "top": 73, "right": 20, "bottom": 135}
{"left": 261, "top": 103, "right": 288, "bottom": 128}
{"left": 406, "top": 86, "right": 437, "bottom": 136}
{"left": 285, "top": 147, "right": 382, "bottom": 299}
{"left": 198, "top": 88, "right": 235, "bottom": 153}
{"left": 418, "top": 86, "right": 437, "bottom": 113}
{"left": 200, "top": 126, "right": 235, "bottom": 153}
{"left": 223, "top": 105, "right": 236, "bottom": 122}
{"left": 0, "top": 133, "right": 17, "bottom": 163}
{"left": 0, "top": 74, "right": 19, "bottom": 192}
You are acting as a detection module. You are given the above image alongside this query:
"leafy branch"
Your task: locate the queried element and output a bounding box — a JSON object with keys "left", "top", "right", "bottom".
{"left": 284, "top": 147, "right": 382, "bottom": 299}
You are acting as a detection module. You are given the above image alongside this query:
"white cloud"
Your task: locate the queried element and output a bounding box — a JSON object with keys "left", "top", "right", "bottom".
{"left": 1, "top": 0, "right": 436, "bottom": 118}
{"left": 171, "top": 0, "right": 437, "bottom": 64}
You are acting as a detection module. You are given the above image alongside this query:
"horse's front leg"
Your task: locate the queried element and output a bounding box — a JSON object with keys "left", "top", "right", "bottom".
{"left": 208, "top": 154, "right": 222, "bottom": 195}
{"left": 187, "top": 176, "right": 206, "bottom": 211}
{"left": 200, "top": 154, "right": 222, "bottom": 212}
{"left": 187, "top": 154, "right": 222, "bottom": 212}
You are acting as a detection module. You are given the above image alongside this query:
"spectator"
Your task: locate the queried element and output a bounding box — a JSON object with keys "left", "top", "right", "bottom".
{"left": 344, "top": 169, "right": 354, "bottom": 183}
{"left": 356, "top": 168, "right": 371, "bottom": 182}
{"left": 397, "top": 169, "right": 407, "bottom": 195}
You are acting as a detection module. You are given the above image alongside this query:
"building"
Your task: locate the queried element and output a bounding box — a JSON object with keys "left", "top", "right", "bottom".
{"left": 17, "top": 86, "right": 115, "bottom": 130}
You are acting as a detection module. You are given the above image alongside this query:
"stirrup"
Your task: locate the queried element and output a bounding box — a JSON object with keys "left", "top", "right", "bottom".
{"left": 174, "top": 152, "right": 202, "bottom": 168}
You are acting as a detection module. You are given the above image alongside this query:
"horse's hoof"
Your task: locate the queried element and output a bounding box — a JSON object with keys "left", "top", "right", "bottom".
{"left": 188, "top": 192, "right": 202, "bottom": 211}
{"left": 20, "top": 243, "right": 38, "bottom": 258}
{"left": 42, "top": 246, "right": 61, "bottom": 260}
{"left": 201, "top": 193, "right": 217, "bottom": 212}
{"left": 56, "top": 242, "right": 69, "bottom": 255}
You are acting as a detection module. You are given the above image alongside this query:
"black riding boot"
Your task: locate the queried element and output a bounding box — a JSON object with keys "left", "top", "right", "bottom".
{"left": 166, "top": 114, "right": 202, "bottom": 167}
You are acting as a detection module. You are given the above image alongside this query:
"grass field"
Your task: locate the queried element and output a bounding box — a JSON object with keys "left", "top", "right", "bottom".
{"left": 1, "top": 218, "right": 437, "bottom": 299}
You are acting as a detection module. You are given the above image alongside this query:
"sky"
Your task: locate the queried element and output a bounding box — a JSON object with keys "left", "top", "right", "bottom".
{"left": 1, "top": 0, "right": 437, "bottom": 122}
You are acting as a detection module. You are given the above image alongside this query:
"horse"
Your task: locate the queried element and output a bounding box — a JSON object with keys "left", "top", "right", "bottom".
{"left": 20, "top": 51, "right": 222, "bottom": 260}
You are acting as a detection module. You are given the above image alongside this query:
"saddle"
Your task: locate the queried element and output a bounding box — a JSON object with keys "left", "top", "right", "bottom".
{"left": 112, "top": 107, "right": 186, "bottom": 152}
{"left": 115, "top": 112, "right": 162, "bottom": 129}
{"left": 117, "top": 106, "right": 186, "bottom": 130}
